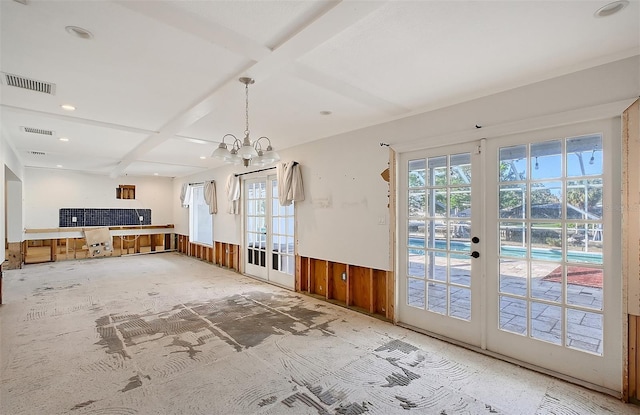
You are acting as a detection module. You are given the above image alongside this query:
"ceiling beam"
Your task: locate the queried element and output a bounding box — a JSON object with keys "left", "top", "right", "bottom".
{"left": 109, "top": 0, "right": 387, "bottom": 178}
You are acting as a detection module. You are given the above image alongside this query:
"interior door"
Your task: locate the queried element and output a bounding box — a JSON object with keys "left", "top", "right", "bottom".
{"left": 244, "top": 176, "right": 295, "bottom": 289}
{"left": 398, "top": 142, "right": 482, "bottom": 346}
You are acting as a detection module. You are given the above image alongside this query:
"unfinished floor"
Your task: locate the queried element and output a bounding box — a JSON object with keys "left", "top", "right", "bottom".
{"left": 0, "top": 253, "right": 636, "bottom": 415}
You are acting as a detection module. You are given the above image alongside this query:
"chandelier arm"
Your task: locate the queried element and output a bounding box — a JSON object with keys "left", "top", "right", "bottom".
{"left": 222, "top": 133, "right": 237, "bottom": 144}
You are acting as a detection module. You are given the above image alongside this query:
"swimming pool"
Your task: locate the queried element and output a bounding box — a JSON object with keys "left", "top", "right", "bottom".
{"left": 408, "top": 237, "right": 602, "bottom": 264}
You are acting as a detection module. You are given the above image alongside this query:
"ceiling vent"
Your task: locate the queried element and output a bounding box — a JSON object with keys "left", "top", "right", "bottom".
{"left": 2, "top": 72, "right": 56, "bottom": 95}
{"left": 27, "top": 150, "right": 46, "bottom": 156}
{"left": 22, "top": 126, "right": 54, "bottom": 136}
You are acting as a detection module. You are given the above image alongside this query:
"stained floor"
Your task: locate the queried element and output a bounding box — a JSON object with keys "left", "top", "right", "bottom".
{"left": 1, "top": 253, "right": 637, "bottom": 415}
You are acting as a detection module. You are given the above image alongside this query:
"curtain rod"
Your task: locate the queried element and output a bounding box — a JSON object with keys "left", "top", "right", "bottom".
{"left": 188, "top": 180, "right": 214, "bottom": 186}
{"left": 234, "top": 162, "right": 297, "bottom": 177}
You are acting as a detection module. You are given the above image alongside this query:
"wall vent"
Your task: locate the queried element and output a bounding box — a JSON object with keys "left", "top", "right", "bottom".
{"left": 2, "top": 72, "right": 56, "bottom": 95}
{"left": 22, "top": 126, "right": 54, "bottom": 136}
{"left": 27, "top": 151, "right": 46, "bottom": 156}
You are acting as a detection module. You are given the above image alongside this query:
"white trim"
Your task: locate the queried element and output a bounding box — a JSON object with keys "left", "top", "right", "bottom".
{"left": 392, "top": 99, "right": 636, "bottom": 153}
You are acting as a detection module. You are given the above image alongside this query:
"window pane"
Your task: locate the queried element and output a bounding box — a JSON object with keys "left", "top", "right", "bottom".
{"left": 530, "top": 182, "right": 562, "bottom": 219}
{"left": 408, "top": 249, "right": 425, "bottom": 278}
{"left": 500, "top": 259, "right": 527, "bottom": 296}
{"left": 500, "top": 296, "right": 527, "bottom": 335}
{"left": 531, "top": 223, "right": 562, "bottom": 261}
{"left": 531, "top": 140, "right": 562, "bottom": 180}
{"left": 499, "top": 145, "right": 527, "bottom": 182}
{"left": 567, "top": 224, "right": 603, "bottom": 265}
{"left": 409, "top": 190, "right": 426, "bottom": 217}
{"left": 567, "top": 179, "right": 602, "bottom": 220}
{"left": 499, "top": 184, "right": 526, "bottom": 217}
{"left": 409, "top": 159, "right": 426, "bottom": 187}
{"left": 408, "top": 278, "right": 425, "bottom": 308}
{"left": 189, "top": 185, "right": 212, "bottom": 245}
{"left": 567, "top": 309, "right": 603, "bottom": 355}
{"left": 566, "top": 266, "right": 603, "bottom": 311}
{"left": 449, "top": 153, "right": 471, "bottom": 185}
{"left": 428, "top": 282, "right": 447, "bottom": 315}
{"left": 450, "top": 287, "right": 471, "bottom": 320}
{"left": 531, "top": 302, "right": 562, "bottom": 345}
{"left": 428, "top": 156, "right": 447, "bottom": 186}
{"left": 500, "top": 222, "right": 527, "bottom": 258}
{"left": 567, "top": 135, "right": 602, "bottom": 177}
{"left": 531, "top": 261, "right": 562, "bottom": 303}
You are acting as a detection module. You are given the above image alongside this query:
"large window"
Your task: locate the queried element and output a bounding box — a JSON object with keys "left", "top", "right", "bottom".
{"left": 189, "top": 185, "right": 212, "bottom": 245}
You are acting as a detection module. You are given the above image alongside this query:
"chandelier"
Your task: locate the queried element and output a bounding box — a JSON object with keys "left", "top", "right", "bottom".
{"left": 211, "top": 77, "right": 280, "bottom": 167}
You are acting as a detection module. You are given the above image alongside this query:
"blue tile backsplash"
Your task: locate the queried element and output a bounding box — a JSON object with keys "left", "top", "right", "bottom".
{"left": 59, "top": 208, "right": 151, "bottom": 227}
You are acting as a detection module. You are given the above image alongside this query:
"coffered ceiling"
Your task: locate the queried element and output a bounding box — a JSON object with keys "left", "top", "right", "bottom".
{"left": 1, "top": 0, "right": 638, "bottom": 177}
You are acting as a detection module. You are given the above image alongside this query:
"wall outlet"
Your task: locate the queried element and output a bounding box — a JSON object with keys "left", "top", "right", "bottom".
{"left": 378, "top": 216, "right": 386, "bottom": 225}
{"left": 341, "top": 272, "right": 347, "bottom": 281}
{"left": 71, "top": 217, "right": 77, "bottom": 223}
{"left": 139, "top": 216, "right": 144, "bottom": 222}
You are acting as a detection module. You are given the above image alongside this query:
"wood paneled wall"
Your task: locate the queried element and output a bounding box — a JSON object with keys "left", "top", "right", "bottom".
{"left": 176, "top": 235, "right": 239, "bottom": 272}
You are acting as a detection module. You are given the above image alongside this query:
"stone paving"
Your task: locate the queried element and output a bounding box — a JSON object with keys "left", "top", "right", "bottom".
{"left": 407, "top": 257, "right": 604, "bottom": 355}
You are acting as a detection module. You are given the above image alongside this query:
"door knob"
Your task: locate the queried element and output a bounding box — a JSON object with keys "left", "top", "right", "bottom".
{"left": 472, "top": 236, "right": 480, "bottom": 243}
{"left": 469, "top": 251, "right": 480, "bottom": 258}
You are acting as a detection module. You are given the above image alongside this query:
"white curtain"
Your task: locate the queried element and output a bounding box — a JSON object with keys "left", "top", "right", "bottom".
{"left": 180, "top": 183, "right": 192, "bottom": 208}
{"left": 226, "top": 174, "right": 241, "bottom": 214}
{"left": 277, "top": 161, "right": 304, "bottom": 206}
{"left": 203, "top": 180, "right": 217, "bottom": 214}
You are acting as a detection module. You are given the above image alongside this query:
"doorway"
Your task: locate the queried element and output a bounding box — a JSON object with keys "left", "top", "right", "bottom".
{"left": 397, "top": 119, "right": 622, "bottom": 393}
{"left": 244, "top": 175, "right": 295, "bottom": 289}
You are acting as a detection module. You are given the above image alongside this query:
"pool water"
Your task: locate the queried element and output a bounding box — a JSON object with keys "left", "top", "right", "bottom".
{"left": 408, "top": 237, "right": 602, "bottom": 264}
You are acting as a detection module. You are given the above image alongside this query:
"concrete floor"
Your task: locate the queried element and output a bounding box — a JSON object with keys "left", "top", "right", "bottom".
{"left": 1, "top": 253, "right": 637, "bottom": 415}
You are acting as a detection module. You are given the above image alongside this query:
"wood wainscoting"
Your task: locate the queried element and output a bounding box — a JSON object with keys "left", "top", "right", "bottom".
{"left": 175, "top": 234, "right": 239, "bottom": 272}
{"left": 296, "top": 255, "right": 394, "bottom": 321}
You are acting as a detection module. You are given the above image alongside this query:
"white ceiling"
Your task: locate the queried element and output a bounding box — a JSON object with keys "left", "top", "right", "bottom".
{"left": 1, "top": 0, "right": 638, "bottom": 178}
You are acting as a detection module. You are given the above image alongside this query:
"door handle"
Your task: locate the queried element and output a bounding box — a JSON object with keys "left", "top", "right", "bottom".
{"left": 469, "top": 251, "right": 480, "bottom": 258}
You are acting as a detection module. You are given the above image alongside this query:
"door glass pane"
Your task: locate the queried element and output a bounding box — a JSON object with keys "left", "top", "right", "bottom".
{"left": 530, "top": 182, "right": 562, "bottom": 219}
{"left": 408, "top": 278, "right": 426, "bottom": 308}
{"left": 450, "top": 287, "right": 471, "bottom": 320}
{"left": 531, "top": 222, "right": 562, "bottom": 261}
{"left": 500, "top": 296, "right": 527, "bottom": 335}
{"left": 530, "top": 261, "right": 562, "bottom": 303}
{"left": 499, "top": 145, "right": 527, "bottom": 181}
{"left": 567, "top": 309, "right": 603, "bottom": 355}
{"left": 450, "top": 256, "right": 471, "bottom": 287}
{"left": 500, "top": 222, "right": 527, "bottom": 258}
{"left": 567, "top": 135, "right": 602, "bottom": 177}
{"left": 500, "top": 259, "right": 527, "bottom": 296}
{"left": 530, "top": 302, "right": 562, "bottom": 345}
{"left": 531, "top": 140, "right": 562, "bottom": 180}
{"left": 566, "top": 265, "right": 603, "bottom": 310}
{"left": 428, "top": 282, "right": 447, "bottom": 314}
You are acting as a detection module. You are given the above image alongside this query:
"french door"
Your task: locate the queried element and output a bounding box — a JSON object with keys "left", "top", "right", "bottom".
{"left": 398, "top": 119, "right": 622, "bottom": 393}
{"left": 398, "top": 142, "right": 483, "bottom": 346}
{"left": 244, "top": 176, "right": 295, "bottom": 289}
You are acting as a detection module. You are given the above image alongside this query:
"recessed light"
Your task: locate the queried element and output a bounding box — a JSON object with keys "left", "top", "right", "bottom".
{"left": 65, "top": 26, "right": 93, "bottom": 39}
{"left": 56, "top": 164, "right": 63, "bottom": 168}
{"left": 199, "top": 156, "right": 206, "bottom": 159}
{"left": 320, "top": 110, "right": 332, "bottom": 116}
{"left": 594, "top": 1, "right": 629, "bottom": 17}
{"left": 61, "top": 104, "right": 76, "bottom": 111}
{"left": 153, "top": 173, "right": 159, "bottom": 176}
{"left": 59, "top": 137, "right": 69, "bottom": 142}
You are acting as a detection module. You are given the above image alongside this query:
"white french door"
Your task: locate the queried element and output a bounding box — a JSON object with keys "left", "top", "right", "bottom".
{"left": 398, "top": 142, "right": 483, "bottom": 346}
{"left": 398, "top": 119, "right": 622, "bottom": 393}
{"left": 244, "top": 176, "right": 295, "bottom": 289}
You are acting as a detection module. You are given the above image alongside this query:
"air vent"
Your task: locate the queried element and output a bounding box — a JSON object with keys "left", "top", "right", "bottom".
{"left": 27, "top": 151, "right": 46, "bottom": 156}
{"left": 22, "top": 126, "right": 54, "bottom": 136}
{"left": 2, "top": 73, "right": 56, "bottom": 95}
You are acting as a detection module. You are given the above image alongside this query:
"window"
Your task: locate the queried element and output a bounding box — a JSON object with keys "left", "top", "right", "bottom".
{"left": 189, "top": 185, "right": 212, "bottom": 245}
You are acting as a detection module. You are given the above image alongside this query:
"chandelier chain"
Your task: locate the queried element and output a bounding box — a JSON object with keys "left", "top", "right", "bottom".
{"left": 245, "top": 82, "right": 250, "bottom": 135}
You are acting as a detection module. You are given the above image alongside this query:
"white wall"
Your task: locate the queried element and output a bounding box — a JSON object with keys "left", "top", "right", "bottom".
{"left": 24, "top": 168, "right": 174, "bottom": 229}
{"left": 172, "top": 56, "right": 640, "bottom": 272}
{"left": 1, "top": 131, "right": 25, "bottom": 263}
